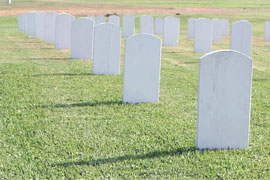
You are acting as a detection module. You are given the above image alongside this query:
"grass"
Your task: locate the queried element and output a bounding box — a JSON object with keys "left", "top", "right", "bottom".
{"left": 1, "top": 8, "right": 270, "bottom": 180}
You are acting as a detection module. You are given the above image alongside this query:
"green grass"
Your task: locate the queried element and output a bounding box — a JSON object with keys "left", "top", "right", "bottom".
{"left": 1, "top": 12, "right": 270, "bottom": 179}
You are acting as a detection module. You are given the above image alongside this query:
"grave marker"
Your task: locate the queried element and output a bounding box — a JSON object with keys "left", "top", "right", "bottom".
{"left": 122, "top": 15, "right": 135, "bottom": 38}
{"left": 163, "top": 16, "right": 180, "bottom": 46}
{"left": 155, "top": 17, "right": 164, "bottom": 36}
{"left": 197, "top": 50, "right": 253, "bottom": 149}
{"left": 93, "top": 23, "right": 121, "bottom": 75}
{"left": 27, "top": 12, "right": 37, "bottom": 37}
{"left": 140, "top": 15, "right": 154, "bottom": 34}
{"left": 231, "top": 20, "right": 252, "bottom": 57}
{"left": 35, "top": 12, "right": 46, "bottom": 39}
{"left": 55, "top": 13, "right": 75, "bottom": 49}
{"left": 123, "top": 34, "right": 161, "bottom": 103}
{"left": 194, "top": 18, "right": 212, "bottom": 53}
{"left": 44, "top": 12, "right": 58, "bottom": 43}
{"left": 187, "top": 18, "right": 196, "bottom": 39}
{"left": 70, "top": 18, "right": 94, "bottom": 60}
{"left": 221, "top": 19, "right": 229, "bottom": 36}
{"left": 264, "top": 21, "right": 270, "bottom": 42}
{"left": 212, "top": 19, "right": 222, "bottom": 43}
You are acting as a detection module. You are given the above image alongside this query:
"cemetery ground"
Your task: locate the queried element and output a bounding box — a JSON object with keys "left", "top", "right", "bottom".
{"left": 1, "top": 8, "right": 270, "bottom": 180}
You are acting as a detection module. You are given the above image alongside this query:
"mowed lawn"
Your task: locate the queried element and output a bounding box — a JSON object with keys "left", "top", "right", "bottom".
{"left": 1, "top": 9, "right": 270, "bottom": 179}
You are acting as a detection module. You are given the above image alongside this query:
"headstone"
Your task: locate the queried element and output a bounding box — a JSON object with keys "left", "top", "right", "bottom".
{"left": 264, "top": 21, "right": 270, "bottom": 42}
{"left": 17, "top": 14, "right": 23, "bottom": 32}
{"left": 27, "top": 12, "right": 37, "bottom": 37}
{"left": 194, "top": 18, "right": 212, "bottom": 53}
{"left": 123, "top": 34, "right": 161, "bottom": 103}
{"left": 88, "top": 16, "right": 95, "bottom": 24}
{"left": 163, "top": 16, "right": 180, "bottom": 46}
{"left": 108, "top": 15, "right": 120, "bottom": 27}
{"left": 221, "top": 19, "right": 229, "bottom": 36}
{"left": 122, "top": 15, "right": 135, "bottom": 38}
{"left": 197, "top": 50, "right": 253, "bottom": 149}
{"left": 231, "top": 20, "right": 252, "bottom": 57}
{"left": 95, "top": 15, "right": 106, "bottom": 24}
{"left": 155, "top": 17, "right": 164, "bottom": 36}
{"left": 70, "top": 18, "right": 94, "bottom": 60}
{"left": 44, "top": 12, "right": 58, "bottom": 43}
{"left": 212, "top": 19, "right": 222, "bottom": 43}
{"left": 35, "top": 12, "right": 46, "bottom": 39}
{"left": 22, "top": 13, "right": 28, "bottom": 34}
{"left": 55, "top": 13, "right": 75, "bottom": 49}
{"left": 140, "top": 15, "right": 154, "bottom": 34}
{"left": 187, "top": 18, "right": 196, "bottom": 39}
{"left": 93, "top": 23, "right": 121, "bottom": 75}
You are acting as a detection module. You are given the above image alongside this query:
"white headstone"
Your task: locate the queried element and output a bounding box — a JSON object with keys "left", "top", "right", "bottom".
{"left": 93, "top": 23, "right": 121, "bottom": 75}
{"left": 123, "top": 34, "right": 161, "bottom": 103}
{"left": 55, "top": 13, "right": 75, "bottom": 49}
{"left": 264, "top": 21, "right": 270, "bottom": 42}
{"left": 44, "top": 12, "right": 58, "bottom": 43}
{"left": 231, "top": 20, "right": 252, "bottom": 57}
{"left": 27, "top": 12, "right": 37, "bottom": 37}
{"left": 140, "top": 15, "right": 154, "bottom": 34}
{"left": 194, "top": 18, "right": 212, "bottom": 53}
{"left": 155, "top": 17, "right": 164, "bottom": 36}
{"left": 17, "top": 14, "right": 23, "bottom": 32}
{"left": 95, "top": 15, "right": 106, "bottom": 24}
{"left": 163, "top": 16, "right": 180, "bottom": 46}
{"left": 221, "top": 19, "right": 229, "bottom": 36}
{"left": 22, "top": 13, "right": 28, "bottom": 34}
{"left": 35, "top": 12, "right": 46, "bottom": 39}
{"left": 187, "top": 18, "right": 196, "bottom": 39}
{"left": 197, "top": 50, "right": 253, "bottom": 149}
{"left": 108, "top": 15, "right": 120, "bottom": 27}
{"left": 212, "top": 19, "right": 222, "bottom": 43}
{"left": 70, "top": 18, "right": 94, "bottom": 60}
{"left": 122, "top": 15, "right": 135, "bottom": 38}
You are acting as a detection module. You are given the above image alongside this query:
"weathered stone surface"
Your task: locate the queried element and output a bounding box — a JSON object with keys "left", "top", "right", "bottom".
{"left": 197, "top": 50, "right": 253, "bottom": 150}
{"left": 55, "top": 13, "right": 75, "bottom": 49}
{"left": 194, "top": 18, "right": 212, "bottom": 53}
{"left": 70, "top": 18, "right": 94, "bottom": 60}
{"left": 123, "top": 34, "right": 161, "bottom": 103}
{"left": 231, "top": 20, "right": 252, "bottom": 57}
{"left": 163, "top": 16, "right": 180, "bottom": 46}
{"left": 93, "top": 23, "right": 121, "bottom": 75}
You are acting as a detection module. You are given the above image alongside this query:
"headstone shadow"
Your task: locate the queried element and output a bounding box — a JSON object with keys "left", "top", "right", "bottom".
{"left": 53, "top": 147, "right": 196, "bottom": 167}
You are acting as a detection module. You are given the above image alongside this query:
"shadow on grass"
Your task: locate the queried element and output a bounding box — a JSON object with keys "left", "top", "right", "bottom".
{"left": 32, "top": 72, "right": 93, "bottom": 77}
{"left": 42, "top": 100, "right": 123, "bottom": 108}
{"left": 54, "top": 147, "right": 196, "bottom": 167}
{"left": 253, "top": 78, "right": 270, "bottom": 82}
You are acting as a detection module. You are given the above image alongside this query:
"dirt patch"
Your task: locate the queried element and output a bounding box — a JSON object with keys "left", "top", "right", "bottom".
{"left": 2, "top": 3, "right": 270, "bottom": 16}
